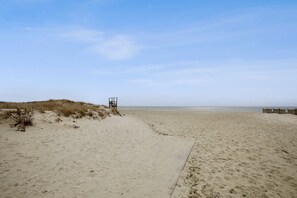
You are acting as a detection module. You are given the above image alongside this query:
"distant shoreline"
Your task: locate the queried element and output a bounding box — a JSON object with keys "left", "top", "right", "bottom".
{"left": 119, "top": 106, "right": 297, "bottom": 113}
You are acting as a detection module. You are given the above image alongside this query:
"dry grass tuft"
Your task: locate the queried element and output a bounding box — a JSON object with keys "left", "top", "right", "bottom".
{"left": 7, "top": 108, "right": 34, "bottom": 132}
{"left": 0, "top": 111, "right": 9, "bottom": 120}
{"left": 111, "top": 108, "right": 122, "bottom": 116}
{"left": 55, "top": 118, "right": 63, "bottom": 123}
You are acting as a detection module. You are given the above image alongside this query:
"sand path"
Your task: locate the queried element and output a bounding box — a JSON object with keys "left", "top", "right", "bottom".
{"left": 0, "top": 114, "right": 194, "bottom": 198}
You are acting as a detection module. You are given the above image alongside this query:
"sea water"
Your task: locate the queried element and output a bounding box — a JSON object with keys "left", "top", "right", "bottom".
{"left": 119, "top": 106, "right": 297, "bottom": 113}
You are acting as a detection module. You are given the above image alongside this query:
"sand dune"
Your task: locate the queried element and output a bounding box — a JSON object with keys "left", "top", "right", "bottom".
{"left": 0, "top": 111, "right": 194, "bottom": 197}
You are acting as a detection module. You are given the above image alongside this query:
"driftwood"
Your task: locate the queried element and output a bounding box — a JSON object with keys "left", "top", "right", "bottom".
{"left": 7, "top": 108, "right": 34, "bottom": 132}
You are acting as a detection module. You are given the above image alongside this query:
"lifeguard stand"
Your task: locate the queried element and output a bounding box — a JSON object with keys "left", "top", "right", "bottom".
{"left": 108, "top": 97, "right": 118, "bottom": 109}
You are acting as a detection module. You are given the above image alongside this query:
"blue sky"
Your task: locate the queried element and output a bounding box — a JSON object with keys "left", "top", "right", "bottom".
{"left": 0, "top": 0, "right": 297, "bottom": 106}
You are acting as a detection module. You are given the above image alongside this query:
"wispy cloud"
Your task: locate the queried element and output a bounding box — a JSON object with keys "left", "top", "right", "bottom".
{"left": 67, "top": 28, "right": 138, "bottom": 60}
{"left": 15, "top": 26, "right": 139, "bottom": 60}
{"left": 7, "top": 0, "right": 55, "bottom": 3}
{"left": 137, "top": 14, "right": 253, "bottom": 49}
{"left": 70, "top": 29, "right": 105, "bottom": 42}
{"left": 90, "top": 58, "right": 297, "bottom": 87}
{"left": 92, "top": 35, "right": 138, "bottom": 60}
{"left": 136, "top": 7, "right": 297, "bottom": 50}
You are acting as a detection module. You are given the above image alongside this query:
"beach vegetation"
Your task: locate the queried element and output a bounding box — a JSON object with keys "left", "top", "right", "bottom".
{"left": 7, "top": 108, "right": 34, "bottom": 132}
{"left": 111, "top": 108, "right": 121, "bottom": 116}
{"left": 0, "top": 111, "right": 9, "bottom": 120}
{"left": 0, "top": 99, "right": 113, "bottom": 119}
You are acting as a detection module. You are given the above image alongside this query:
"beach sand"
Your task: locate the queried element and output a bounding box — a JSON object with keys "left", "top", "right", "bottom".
{"left": 123, "top": 109, "right": 297, "bottom": 198}
{"left": 0, "top": 111, "right": 194, "bottom": 197}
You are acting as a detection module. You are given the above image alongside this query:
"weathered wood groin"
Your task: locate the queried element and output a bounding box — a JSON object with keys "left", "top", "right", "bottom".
{"left": 263, "top": 108, "right": 297, "bottom": 115}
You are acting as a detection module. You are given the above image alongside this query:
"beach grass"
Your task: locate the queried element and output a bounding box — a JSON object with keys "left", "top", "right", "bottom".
{"left": 0, "top": 99, "right": 111, "bottom": 118}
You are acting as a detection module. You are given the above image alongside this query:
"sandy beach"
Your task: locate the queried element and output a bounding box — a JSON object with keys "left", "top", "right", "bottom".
{"left": 2, "top": 0, "right": 296, "bottom": 197}
{"left": 123, "top": 109, "right": 297, "bottom": 198}
{"left": 0, "top": 111, "right": 194, "bottom": 198}
{"left": 1, "top": 107, "right": 297, "bottom": 198}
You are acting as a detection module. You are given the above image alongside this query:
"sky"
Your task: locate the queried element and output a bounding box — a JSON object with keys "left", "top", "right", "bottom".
{"left": 0, "top": 0, "right": 297, "bottom": 106}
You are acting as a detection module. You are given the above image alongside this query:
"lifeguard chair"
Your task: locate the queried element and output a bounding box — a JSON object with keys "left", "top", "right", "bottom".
{"left": 108, "top": 97, "right": 118, "bottom": 109}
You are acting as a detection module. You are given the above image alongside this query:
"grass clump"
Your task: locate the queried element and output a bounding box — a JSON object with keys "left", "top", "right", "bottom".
{"left": 7, "top": 108, "right": 34, "bottom": 132}
{"left": 57, "top": 106, "right": 77, "bottom": 117}
{"left": 56, "top": 104, "right": 88, "bottom": 118}
{"left": 0, "top": 111, "right": 9, "bottom": 120}
{"left": 111, "top": 108, "right": 121, "bottom": 116}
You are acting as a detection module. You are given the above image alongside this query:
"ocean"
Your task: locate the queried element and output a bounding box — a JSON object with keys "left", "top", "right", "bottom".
{"left": 119, "top": 106, "right": 297, "bottom": 113}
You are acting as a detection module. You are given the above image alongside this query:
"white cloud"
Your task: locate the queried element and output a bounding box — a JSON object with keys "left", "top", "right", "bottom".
{"left": 68, "top": 29, "right": 138, "bottom": 60}
{"left": 93, "top": 35, "right": 138, "bottom": 60}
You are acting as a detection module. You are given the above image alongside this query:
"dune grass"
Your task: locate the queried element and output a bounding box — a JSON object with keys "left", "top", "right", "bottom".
{"left": 0, "top": 99, "right": 111, "bottom": 118}
{"left": 6, "top": 109, "right": 34, "bottom": 132}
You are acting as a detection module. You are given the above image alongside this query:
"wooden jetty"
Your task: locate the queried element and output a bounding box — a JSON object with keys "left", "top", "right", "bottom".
{"left": 263, "top": 108, "right": 297, "bottom": 115}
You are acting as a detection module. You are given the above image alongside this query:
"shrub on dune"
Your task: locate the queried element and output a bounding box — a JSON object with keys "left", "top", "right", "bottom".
{"left": 7, "top": 108, "right": 34, "bottom": 132}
